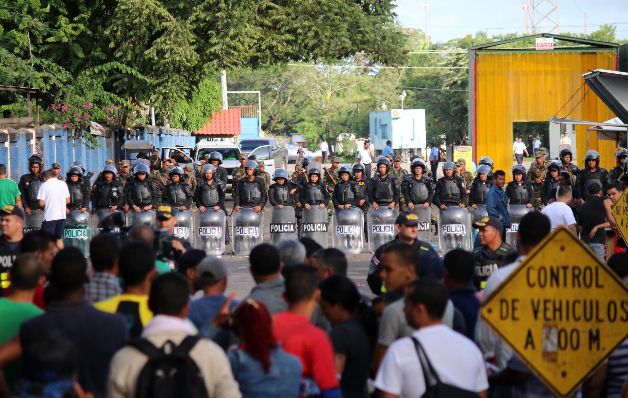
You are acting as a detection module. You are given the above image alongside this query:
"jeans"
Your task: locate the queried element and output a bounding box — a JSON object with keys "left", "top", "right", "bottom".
{"left": 515, "top": 153, "right": 523, "bottom": 164}
{"left": 587, "top": 243, "right": 605, "bottom": 261}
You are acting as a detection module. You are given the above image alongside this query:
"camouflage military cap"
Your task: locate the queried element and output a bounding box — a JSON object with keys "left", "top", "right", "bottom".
{"left": 535, "top": 148, "right": 547, "bottom": 157}
{"left": 331, "top": 156, "right": 340, "bottom": 163}
{"left": 456, "top": 158, "right": 466, "bottom": 165}
{"left": 257, "top": 160, "right": 265, "bottom": 166}
{"left": 393, "top": 155, "right": 402, "bottom": 162}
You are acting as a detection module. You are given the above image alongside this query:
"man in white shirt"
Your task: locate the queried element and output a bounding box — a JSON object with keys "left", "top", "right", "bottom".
{"left": 319, "top": 140, "right": 329, "bottom": 163}
{"left": 375, "top": 279, "right": 488, "bottom": 398}
{"left": 512, "top": 136, "right": 528, "bottom": 165}
{"left": 541, "top": 186, "right": 576, "bottom": 233}
{"left": 37, "top": 170, "right": 70, "bottom": 248}
{"left": 358, "top": 141, "right": 374, "bottom": 180}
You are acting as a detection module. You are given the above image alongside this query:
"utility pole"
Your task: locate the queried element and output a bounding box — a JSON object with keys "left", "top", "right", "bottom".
{"left": 221, "top": 70, "right": 228, "bottom": 110}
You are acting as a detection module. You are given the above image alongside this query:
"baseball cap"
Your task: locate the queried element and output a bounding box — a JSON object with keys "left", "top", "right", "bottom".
{"left": 472, "top": 216, "right": 503, "bottom": 232}
{"left": 395, "top": 211, "right": 420, "bottom": 227}
{"left": 239, "top": 154, "right": 247, "bottom": 160}
{"left": 393, "top": 155, "right": 402, "bottom": 162}
{"left": 119, "top": 160, "right": 130, "bottom": 167}
{"left": 0, "top": 204, "right": 25, "bottom": 220}
{"left": 156, "top": 204, "right": 174, "bottom": 220}
{"left": 457, "top": 158, "right": 466, "bottom": 165}
{"left": 176, "top": 249, "right": 206, "bottom": 273}
{"left": 331, "top": 156, "right": 340, "bottom": 163}
{"left": 197, "top": 256, "right": 229, "bottom": 285}
{"left": 536, "top": 148, "right": 547, "bottom": 157}
{"left": 51, "top": 162, "right": 61, "bottom": 169}
{"left": 257, "top": 160, "right": 264, "bottom": 166}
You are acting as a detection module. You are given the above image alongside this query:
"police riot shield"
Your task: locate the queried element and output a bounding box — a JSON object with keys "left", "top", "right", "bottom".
{"left": 506, "top": 204, "right": 531, "bottom": 247}
{"left": 367, "top": 207, "right": 399, "bottom": 253}
{"left": 408, "top": 206, "right": 432, "bottom": 243}
{"left": 302, "top": 206, "right": 330, "bottom": 248}
{"left": 233, "top": 208, "right": 263, "bottom": 256}
{"left": 333, "top": 207, "right": 364, "bottom": 254}
{"left": 438, "top": 206, "right": 472, "bottom": 252}
{"left": 196, "top": 209, "right": 226, "bottom": 255}
{"left": 94, "top": 209, "right": 125, "bottom": 234}
{"left": 23, "top": 209, "right": 43, "bottom": 233}
{"left": 270, "top": 206, "right": 297, "bottom": 245}
{"left": 131, "top": 210, "right": 156, "bottom": 228}
{"left": 63, "top": 210, "right": 92, "bottom": 256}
{"left": 469, "top": 205, "right": 489, "bottom": 244}
{"left": 173, "top": 209, "right": 193, "bottom": 242}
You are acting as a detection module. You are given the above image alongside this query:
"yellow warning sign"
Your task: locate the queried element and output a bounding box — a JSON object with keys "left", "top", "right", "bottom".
{"left": 481, "top": 227, "right": 628, "bottom": 397}
{"left": 611, "top": 188, "right": 628, "bottom": 244}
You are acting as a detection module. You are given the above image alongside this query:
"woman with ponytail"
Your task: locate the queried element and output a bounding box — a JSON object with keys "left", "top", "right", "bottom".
{"left": 227, "top": 299, "right": 302, "bottom": 398}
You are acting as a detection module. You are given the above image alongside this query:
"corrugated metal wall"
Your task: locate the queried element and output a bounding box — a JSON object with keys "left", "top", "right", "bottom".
{"left": 474, "top": 50, "right": 617, "bottom": 172}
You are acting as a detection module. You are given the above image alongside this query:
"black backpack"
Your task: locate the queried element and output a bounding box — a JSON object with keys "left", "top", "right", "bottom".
{"left": 411, "top": 337, "right": 478, "bottom": 398}
{"left": 129, "top": 335, "right": 210, "bottom": 398}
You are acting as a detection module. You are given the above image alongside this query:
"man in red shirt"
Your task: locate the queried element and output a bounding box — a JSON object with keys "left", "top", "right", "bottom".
{"left": 273, "top": 265, "right": 342, "bottom": 398}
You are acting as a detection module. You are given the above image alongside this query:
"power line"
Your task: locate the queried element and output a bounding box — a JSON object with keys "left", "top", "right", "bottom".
{"left": 401, "top": 85, "right": 467, "bottom": 92}
{"left": 286, "top": 64, "right": 467, "bottom": 70}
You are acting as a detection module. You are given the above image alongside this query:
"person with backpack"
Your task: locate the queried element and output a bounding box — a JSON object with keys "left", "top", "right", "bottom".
{"left": 107, "top": 272, "right": 241, "bottom": 398}
{"left": 374, "top": 279, "right": 488, "bottom": 398}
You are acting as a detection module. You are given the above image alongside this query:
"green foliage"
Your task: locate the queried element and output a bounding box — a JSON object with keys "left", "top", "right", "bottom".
{"left": 171, "top": 76, "right": 222, "bottom": 132}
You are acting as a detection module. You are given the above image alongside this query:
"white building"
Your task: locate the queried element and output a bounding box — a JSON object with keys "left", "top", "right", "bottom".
{"left": 369, "top": 109, "right": 427, "bottom": 157}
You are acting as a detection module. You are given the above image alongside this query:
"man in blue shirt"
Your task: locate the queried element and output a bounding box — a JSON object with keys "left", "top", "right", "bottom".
{"left": 382, "top": 140, "right": 394, "bottom": 158}
{"left": 486, "top": 169, "right": 511, "bottom": 236}
{"left": 428, "top": 143, "right": 439, "bottom": 178}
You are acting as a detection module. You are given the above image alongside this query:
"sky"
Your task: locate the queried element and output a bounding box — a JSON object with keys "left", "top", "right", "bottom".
{"left": 394, "top": 0, "right": 628, "bottom": 43}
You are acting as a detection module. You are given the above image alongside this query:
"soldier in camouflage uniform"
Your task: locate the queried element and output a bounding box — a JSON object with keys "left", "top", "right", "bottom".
{"left": 117, "top": 160, "right": 133, "bottom": 189}
{"left": 257, "top": 160, "right": 271, "bottom": 189}
{"left": 456, "top": 158, "right": 473, "bottom": 205}
{"left": 323, "top": 156, "right": 340, "bottom": 216}
{"left": 390, "top": 155, "right": 408, "bottom": 210}
{"left": 526, "top": 147, "right": 549, "bottom": 210}
{"left": 184, "top": 164, "right": 197, "bottom": 194}
{"left": 231, "top": 154, "right": 248, "bottom": 195}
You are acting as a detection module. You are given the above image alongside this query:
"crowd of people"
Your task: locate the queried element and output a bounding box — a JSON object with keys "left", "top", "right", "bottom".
{"left": 0, "top": 143, "right": 627, "bottom": 398}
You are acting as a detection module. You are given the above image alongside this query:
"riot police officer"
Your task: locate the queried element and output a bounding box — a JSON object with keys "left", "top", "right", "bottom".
{"left": 333, "top": 166, "right": 364, "bottom": 209}
{"left": 478, "top": 156, "right": 494, "bottom": 182}
{"left": 269, "top": 168, "right": 300, "bottom": 208}
{"left": 576, "top": 150, "right": 609, "bottom": 202}
{"left": 66, "top": 166, "right": 89, "bottom": 212}
{"left": 402, "top": 159, "right": 433, "bottom": 210}
{"left": 609, "top": 148, "right": 627, "bottom": 184}
{"left": 368, "top": 157, "right": 400, "bottom": 210}
{"left": 233, "top": 160, "right": 267, "bottom": 213}
{"left": 559, "top": 148, "right": 579, "bottom": 187}
{"left": 352, "top": 163, "right": 369, "bottom": 207}
{"left": 542, "top": 161, "right": 562, "bottom": 205}
{"left": 163, "top": 167, "right": 193, "bottom": 210}
{"left": 299, "top": 167, "right": 330, "bottom": 210}
{"left": 506, "top": 164, "right": 534, "bottom": 207}
{"left": 18, "top": 155, "right": 45, "bottom": 217}
{"left": 468, "top": 164, "right": 492, "bottom": 209}
{"left": 433, "top": 161, "right": 467, "bottom": 209}
{"left": 208, "top": 151, "right": 229, "bottom": 185}
{"left": 471, "top": 216, "right": 516, "bottom": 290}
{"left": 125, "top": 163, "right": 156, "bottom": 212}
{"left": 195, "top": 164, "right": 229, "bottom": 244}
{"left": 92, "top": 165, "right": 124, "bottom": 211}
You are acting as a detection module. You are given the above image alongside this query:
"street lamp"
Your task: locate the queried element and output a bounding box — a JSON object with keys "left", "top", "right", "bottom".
{"left": 399, "top": 90, "right": 407, "bottom": 110}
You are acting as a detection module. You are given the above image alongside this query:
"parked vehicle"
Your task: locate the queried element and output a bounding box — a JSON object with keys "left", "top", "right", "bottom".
{"left": 240, "top": 138, "right": 288, "bottom": 170}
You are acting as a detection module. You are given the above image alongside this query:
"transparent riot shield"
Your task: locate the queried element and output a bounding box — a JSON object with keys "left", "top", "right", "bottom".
{"left": 469, "top": 205, "right": 489, "bottom": 244}
{"left": 23, "top": 209, "right": 43, "bottom": 233}
{"left": 196, "top": 209, "right": 226, "bottom": 255}
{"left": 270, "top": 206, "right": 297, "bottom": 245}
{"left": 367, "top": 207, "right": 399, "bottom": 253}
{"left": 173, "top": 209, "right": 193, "bottom": 242}
{"left": 333, "top": 207, "right": 364, "bottom": 254}
{"left": 302, "top": 206, "right": 330, "bottom": 248}
{"left": 408, "top": 206, "right": 432, "bottom": 243}
{"left": 131, "top": 210, "right": 156, "bottom": 228}
{"left": 94, "top": 209, "right": 124, "bottom": 234}
{"left": 506, "top": 204, "right": 531, "bottom": 248}
{"left": 438, "top": 206, "right": 472, "bottom": 252}
{"left": 63, "top": 210, "right": 92, "bottom": 256}
{"left": 233, "top": 207, "right": 263, "bottom": 256}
